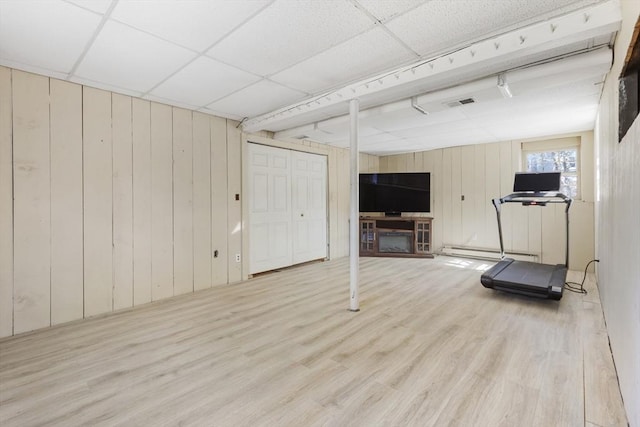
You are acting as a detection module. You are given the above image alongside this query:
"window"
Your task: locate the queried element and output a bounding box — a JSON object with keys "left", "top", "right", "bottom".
{"left": 522, "top": 138, "right": 580, "bottom": 199}
{"left": 619, "top": 17, "right": 640, "bottom": 142}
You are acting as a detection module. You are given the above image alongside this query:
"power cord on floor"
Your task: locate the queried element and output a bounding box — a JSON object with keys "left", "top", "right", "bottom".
{"left": 565, "top": 259, "right": 600, "bottom": 294}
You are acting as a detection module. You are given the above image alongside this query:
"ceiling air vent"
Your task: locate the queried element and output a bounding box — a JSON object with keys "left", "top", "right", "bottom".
{"left": 445, "top": 97, "right": 476, "bottom": 108}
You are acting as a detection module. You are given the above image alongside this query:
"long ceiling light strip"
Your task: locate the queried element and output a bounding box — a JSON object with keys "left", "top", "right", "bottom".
{"left": 242, "top": 0, "right": 620, "bottom": 133}
{"left": 275, "top": 46, "right": 612, "bottom": 141}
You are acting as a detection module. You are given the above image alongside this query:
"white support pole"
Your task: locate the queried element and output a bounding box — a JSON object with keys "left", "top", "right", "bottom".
{"left": 349, "top": 99, "right": 360, "bottom": 312}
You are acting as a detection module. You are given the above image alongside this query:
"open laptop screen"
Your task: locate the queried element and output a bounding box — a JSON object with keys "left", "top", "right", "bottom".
{"left": 513, "top": 172, "right": 561, "bottom": 192}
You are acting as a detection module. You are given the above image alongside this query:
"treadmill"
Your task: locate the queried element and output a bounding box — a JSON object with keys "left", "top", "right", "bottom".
{"left": 481, "top": 172, "right": 572, "bottom": 300}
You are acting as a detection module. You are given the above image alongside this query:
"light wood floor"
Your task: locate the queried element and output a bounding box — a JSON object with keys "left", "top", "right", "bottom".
{"left": 0, "top": 256, "right": 627, "bottom": 426}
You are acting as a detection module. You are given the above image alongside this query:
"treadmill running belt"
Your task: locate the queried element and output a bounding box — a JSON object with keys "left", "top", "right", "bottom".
{"left": 497, "top": 261, "right": 554, "bottom": 287}
{"left": 481, "top": 258, "right": 566, "bottom": 300}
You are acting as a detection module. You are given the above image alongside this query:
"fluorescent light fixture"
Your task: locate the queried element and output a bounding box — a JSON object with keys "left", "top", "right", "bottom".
{"left": 497, "top": 73, "right": 513, "bottom": 98}
{"left": 411, "top": 96, "right": 429, "bottom": 115}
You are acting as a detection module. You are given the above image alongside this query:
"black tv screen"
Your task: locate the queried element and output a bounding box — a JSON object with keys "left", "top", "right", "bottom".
{"left": 359, "top": 173, "right": 430, "bottom": 214}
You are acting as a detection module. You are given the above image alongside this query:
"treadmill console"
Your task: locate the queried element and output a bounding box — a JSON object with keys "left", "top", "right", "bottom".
{"left": 513, "top": 172, "right": 561, "bottom": 192}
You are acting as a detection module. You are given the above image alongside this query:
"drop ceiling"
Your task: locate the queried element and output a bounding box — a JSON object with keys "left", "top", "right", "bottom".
{"left": 0, "top": 0, "right": 621, "bottom": 155}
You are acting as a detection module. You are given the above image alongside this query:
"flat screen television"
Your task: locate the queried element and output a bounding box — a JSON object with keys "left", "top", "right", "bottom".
{"left": 359, "top": 172, "right": 430, "bottom": 215}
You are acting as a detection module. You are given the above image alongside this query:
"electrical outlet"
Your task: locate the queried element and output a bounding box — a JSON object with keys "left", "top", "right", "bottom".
{"left": 235, "top": 253, "right": 241, "bottom": 263}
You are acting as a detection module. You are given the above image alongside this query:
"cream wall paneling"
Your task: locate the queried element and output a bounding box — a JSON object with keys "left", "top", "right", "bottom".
{"left": 150, "top": 102, "right": 174, "bottom": 301}
{"left": 328, "top": 149, "right": 339, "bottom": 259}
{"left": 83, "top": 87, "right": 113, "bottom": 317}
{"left": 192, "top": 112, "right": 212, "bottom": 291}
{"left": 112, "top": 93, "right": 134, "bottom": 310}
{"left": 227, "top": 122, "right": 243, "bottom": 283}
{"left": 335, "top": 148, "right": 350, "bottom": 259}
{"left": 211, "top": 116, "right": 229, "bottom": 286}
{"left": 483, "top": 143, "right": 501, "bottom": 250}
{"left": 460, "top": 145, "right": 476, "bottom": 247}
{"left": 423, "top": 149, "right": 443, "bottom": 252}
{"left": 12, "top": 70, "right": 51, "bottom": 334}
{"left": 0, "top": 67, "right": 249, "bottom": 338}
{"left": 0, "top": 66, "right": 13, "bottom": 336}
{"left": 247, "top": 142, "right": 328, "bottom": 275}
{"left": 380, "top": 136, "right": 595, "bottom": 269}
{"left": 132, "top": 98, "right": 152, "bottom": 306}
{"left": 50, "top": 79, "right": 83, "bottom": 324}
{"left": 1, "top": 65, "right": 380, "bottom": 337}
{"left": 172, "top": 108, "right": 194, "bottom": 296}
{"left": 593, "top": 1, "right": 640, "bottom": 424}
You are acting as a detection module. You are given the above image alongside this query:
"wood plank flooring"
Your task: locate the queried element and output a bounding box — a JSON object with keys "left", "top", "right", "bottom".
{"left": 0, "top": 256, "right": 627, "bottom": 426}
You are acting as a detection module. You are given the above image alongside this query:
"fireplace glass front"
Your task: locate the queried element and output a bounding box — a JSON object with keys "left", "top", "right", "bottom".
{"left": 378, "top": 231, "right": 412, "bottom": 253}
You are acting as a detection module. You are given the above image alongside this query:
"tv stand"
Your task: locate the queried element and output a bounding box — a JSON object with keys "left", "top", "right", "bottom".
{"left": 359, "top": 216, "right": 433, "bottom": 258}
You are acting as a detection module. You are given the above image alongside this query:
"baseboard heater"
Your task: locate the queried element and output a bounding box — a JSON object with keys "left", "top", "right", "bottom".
{"left": 439, "top": 245, "right": 538, "bottom": 263}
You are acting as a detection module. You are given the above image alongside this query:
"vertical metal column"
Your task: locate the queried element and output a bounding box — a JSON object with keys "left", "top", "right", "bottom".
{"left": 564, "top": 199, "right": 572, "bottom": 268}
{"left": 493, "top": 198, "right": 506, "bottom": 259}
{"left": 349, "top": 99, "right": 360, "bottom": 312}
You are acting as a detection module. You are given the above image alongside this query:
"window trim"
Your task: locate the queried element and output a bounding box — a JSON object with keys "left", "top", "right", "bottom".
{"left": 522, "top": 138, "right": 581, "bottom": 200}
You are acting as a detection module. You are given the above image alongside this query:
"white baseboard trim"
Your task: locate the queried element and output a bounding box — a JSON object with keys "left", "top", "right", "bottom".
{"left": 439, "top": 245, "right": 539, "bottom": 262}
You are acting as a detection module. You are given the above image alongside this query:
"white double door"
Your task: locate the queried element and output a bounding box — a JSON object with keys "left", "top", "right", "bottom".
{"left": 248, "top": 143, "right": 327, "bottom": 275}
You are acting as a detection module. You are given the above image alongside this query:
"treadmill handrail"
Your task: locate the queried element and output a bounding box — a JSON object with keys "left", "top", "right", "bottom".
{"left": 491, "top": 191, "right": 572, "bottom": 267}
{"left": 497, "top": 191, "right": 571, "bottom": 204}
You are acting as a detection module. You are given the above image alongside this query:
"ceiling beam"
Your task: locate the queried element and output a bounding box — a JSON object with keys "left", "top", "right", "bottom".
{"left": 243, "top": 0, "right": 621, "bottom": 134}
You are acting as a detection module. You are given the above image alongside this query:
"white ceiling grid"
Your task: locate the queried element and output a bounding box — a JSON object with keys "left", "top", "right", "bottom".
{"left": 386, "top": 0, "right": 603, "bottom": 56}
{"left": 0, "top": 0, "right": 620, "bottom": 154}
{"left": 0, "top": 1, "right": 102, "bottom": 78}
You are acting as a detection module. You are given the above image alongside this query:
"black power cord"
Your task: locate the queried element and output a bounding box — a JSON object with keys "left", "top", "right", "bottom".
{"left": 565, "top": 259, "right": 600, "bottom": 294}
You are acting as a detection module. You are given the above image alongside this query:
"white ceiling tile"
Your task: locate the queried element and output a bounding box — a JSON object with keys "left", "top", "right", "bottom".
{"left": 207, "top": 80, "right": 307, "bottom": 119}
{"left": 399, "top": 126, "right": 496, "bottom": 148}
{"left": 357, "top": 0, "right": 427, "bottom": 23}
{"left": 387, "top": 0, "right": 602, "bottom": 58}
{"left": 74, "top": 20, "right": 197, "bottom": 93}
{"left": 111, "top": 0, "right": 271, "bottom": 52}
{"left": 327, "top": 131, "right": 400, "bottom": 149}
{"left": 150, "top": 56, "right": 261, "bottom": 108}
{"left": 66, "top": 0, "right": 113, "bottom": 14}
{"left": 0, "top": 0, "right": 101, "bottom": 74}
{"left": 314, "top": 126, "right": 382, "bottom": 145}
{"left": 270, "top": 27, "right": 415, "bottom": 94}
{"left": 391, "top": 118, "right": 478, "bottom": 139}
{"left": 206, "top": 0, "right": 373, "bottom": 76}
{"left": 361, "top": 132, "right": 401, "bottom": 145}
{"left": 479, "top": 102, "right": 597, "bottom": 141}
{"left": 366, "top": 106, "right": 468, "bottom": 132}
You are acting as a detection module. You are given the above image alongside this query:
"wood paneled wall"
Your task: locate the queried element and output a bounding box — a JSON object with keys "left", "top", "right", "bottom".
{"left": 0, "top": 67, "right": 379, "bottom": 337}
{"left": 593, "top": 1, "right": 640, "bottom": 424}
{"left": 0, "top": 67, "right": 13, "bottom": 337}
{"left": 0, "top": 68, "right": 242, "bottom": 337}
{"left": 379, "top": 137, "right": 595, "bottom": 269}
